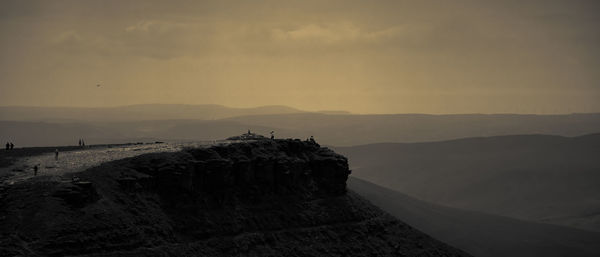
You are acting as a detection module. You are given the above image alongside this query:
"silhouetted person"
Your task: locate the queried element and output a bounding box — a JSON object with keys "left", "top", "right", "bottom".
{"left": 10, "top": 142, "right": 14, "bottom": 150}
{"left": 79, "top": 139, "right": 82, "bottom": 147}
{"left": 33, "top": 165, "right": 38, "bottom": 176}
{"left": 82, "top": 139, "right": 85, "bottom": 147}
{"left": 55, "top": 149, "right": 59, "bottom": 160}
{"left": 5, "top": 142, "right": 9, "bottom": 150}
{"left": 270, "top": 131, "right": 275, "bottom": 140}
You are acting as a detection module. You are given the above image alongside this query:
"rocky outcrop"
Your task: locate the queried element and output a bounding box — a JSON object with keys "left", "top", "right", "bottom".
{"left": 127, "top": 139, "right": 349, "bottom": 199}
{"left": 225, "top": 131, "right": 269, "bottom": 141}
{"left": 52, "top": 181, "right": 99, "bottom": 207}
{"left": 0, "top": 139, "right": 471, "bottom": 257}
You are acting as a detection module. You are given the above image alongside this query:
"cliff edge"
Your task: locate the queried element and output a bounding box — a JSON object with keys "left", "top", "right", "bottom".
{"left": 0, "top": 139, "right": 471, "bottom": 256}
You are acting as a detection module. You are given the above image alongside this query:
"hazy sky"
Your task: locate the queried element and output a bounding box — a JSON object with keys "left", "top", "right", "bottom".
{"left": 1, "top": 0, "right": 599, "bottom": 114}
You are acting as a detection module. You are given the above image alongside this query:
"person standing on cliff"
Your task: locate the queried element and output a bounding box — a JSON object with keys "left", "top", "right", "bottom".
{"left": 55, "top": 149, "right": 59, "bottom": 160}
{"left": 9, "top": 142, "right": 14, "bottom": 150}
{"left": 5, "top": 142, "right": 9, "bottom": 150}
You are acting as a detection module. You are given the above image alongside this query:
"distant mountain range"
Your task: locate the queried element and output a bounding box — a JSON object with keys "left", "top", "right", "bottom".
{"left": 349, "top": 177, "right": 600, "bottom": 257}
{"left": 0, "top": 104, "right": 304, "bottom": 122}
{"left": 1, "top": 105, "right": 600, "bottom": 147}
{"left": 3, "top": 104, "right": 599, "bottom": 256}
{"left": 336, "top": 133, "right": 600, "bottom": 232}
{"left": 225, "top": 112, "right": 600, "bottom": 145}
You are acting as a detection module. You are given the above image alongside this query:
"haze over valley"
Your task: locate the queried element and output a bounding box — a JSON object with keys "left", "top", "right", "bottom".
{"left": 337, "top": 134, "right": 600, "bottom": 232}
{"left": 2, "top": 1, "right": 599, "bottom": 256}
{"left": 2, "top": 104, "right": 600, "bottom": 147}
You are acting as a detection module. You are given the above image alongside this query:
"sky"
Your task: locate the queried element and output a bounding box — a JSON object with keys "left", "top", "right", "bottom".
{"left": 1, "top": 0, "right": 599, "bottom": 114}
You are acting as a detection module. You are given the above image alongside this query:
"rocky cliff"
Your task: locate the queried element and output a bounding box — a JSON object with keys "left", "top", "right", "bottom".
{"left": 0, "top": 139, "right": 471, "bottom": 256}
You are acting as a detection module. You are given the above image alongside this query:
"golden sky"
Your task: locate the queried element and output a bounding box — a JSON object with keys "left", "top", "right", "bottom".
{"left": 1, "top": 0, "right": 599, "bottom": 114}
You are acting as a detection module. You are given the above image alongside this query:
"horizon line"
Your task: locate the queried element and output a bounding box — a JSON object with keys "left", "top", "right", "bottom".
{"left": 0, "top": 103, "right": 599, "bottom": 116}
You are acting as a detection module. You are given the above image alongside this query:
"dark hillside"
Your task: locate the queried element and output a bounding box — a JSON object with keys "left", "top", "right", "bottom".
{"left": 349, "top": 177, "right": 600, "bottom": 257}
{"left": 336, "top": 133, "right": 600, "bottom": 231}
{"left": 0, "top": 140, "right": 470, "bottom": 256}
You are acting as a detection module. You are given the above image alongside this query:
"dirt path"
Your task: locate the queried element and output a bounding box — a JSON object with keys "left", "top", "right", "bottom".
{"left": 0, "top": 141, "right": 220, "bottom": 185}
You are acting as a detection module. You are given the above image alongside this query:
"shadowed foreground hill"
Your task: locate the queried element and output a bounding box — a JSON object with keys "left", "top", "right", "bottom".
{"left": 336, "top": 133, "right": 600, "bottom": 232}
{"left": 0, "top": 140, "right": 470, "bottom": 257}
{"left": 349, "top": 177, "right": 600, "bottom": 257}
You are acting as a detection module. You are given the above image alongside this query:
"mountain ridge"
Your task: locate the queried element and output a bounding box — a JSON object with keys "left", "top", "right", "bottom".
{"left": 0, "top": 104, "right": 305, "bottom": 122}
{"left": 3, "top": 112, "right": 600, "bottom": 146}
{"left": 348, "top": 177, "right": 600, "bottom": 257}
{"left": 335, "top": 133, "right": 600, "bottom": 231}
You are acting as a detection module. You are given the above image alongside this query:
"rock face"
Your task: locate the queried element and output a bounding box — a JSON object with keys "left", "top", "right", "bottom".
{"left": 52, "top": 181, "right": 99, "bottom": 207}
{"left": 130, "top": 139, "right": 349, "bottom": 200}
{"left": 0, "top": 139, "right": 471, "bottom": 257}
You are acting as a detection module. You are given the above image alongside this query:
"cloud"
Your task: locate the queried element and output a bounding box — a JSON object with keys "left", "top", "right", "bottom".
{"left": 46, "top": 20, "right": 209, "bottom": 60}
{"left": 124, "top": 20, "right": 187, "bottom": 34}
{"left": 51, "top": 30, "right": 83, "bottom": 44}
{"left": 272, "top": 23, "right": 360, "bottom": 43}
{"left": 125, "top": 21, "right": 155, "bottom": 32}
{"left": 47, "top": 20, "right": 407, "bottom": 60}
{"left": 271, "top": 23, "right": 404, "bottom": 45}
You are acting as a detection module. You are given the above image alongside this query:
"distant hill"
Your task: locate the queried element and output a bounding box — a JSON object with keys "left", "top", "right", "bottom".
{"left": 0, "top": 120, "right": 286, "bottom": 147}
{"left": 336, "top": 134, "right": 600, "bottom": 232}
{"left": 349, "top": 177, "right": 600, "bottom": 257}
{"left": 226, "top": 112, "right": 600, "bottom": 145}
{"left": 317, "top": 110, "right": 352, "bottom": 115}
{"left": 2, "top": 112, "right": 600, "bottom": 147}
{"left": 0, "top": 104, "right": 304, "bottom": 122}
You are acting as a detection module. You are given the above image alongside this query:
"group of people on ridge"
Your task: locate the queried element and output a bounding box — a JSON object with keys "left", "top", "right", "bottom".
{"left": 5, "top": 142, "right": 14, "bottom": 150}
